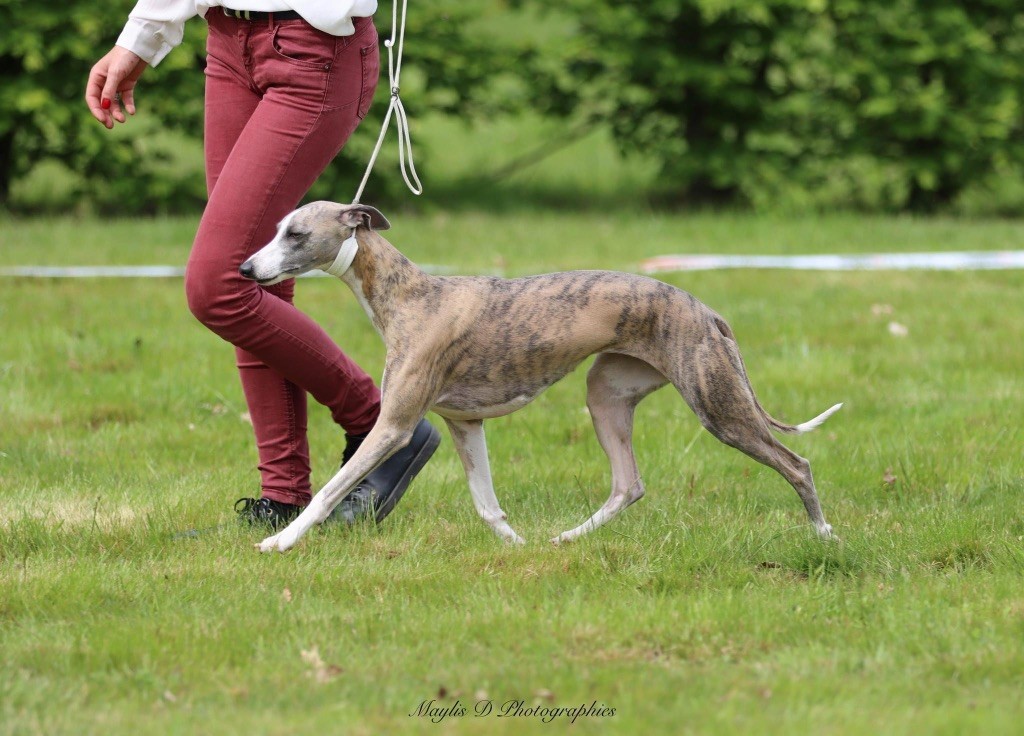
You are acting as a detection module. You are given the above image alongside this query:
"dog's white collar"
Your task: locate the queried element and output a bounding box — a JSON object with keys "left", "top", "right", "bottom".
{"left": 324, "top": 233, "right": 359, "bottom": 277}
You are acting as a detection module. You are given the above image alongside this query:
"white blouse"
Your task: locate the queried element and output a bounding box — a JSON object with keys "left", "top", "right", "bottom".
{"left": 116, "top": 0, "right": 378, "bottom": 66}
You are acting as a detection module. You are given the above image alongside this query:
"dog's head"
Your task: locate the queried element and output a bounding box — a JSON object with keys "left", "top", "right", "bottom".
{"left": 239, "top": 201, "right": 390, "bottom": 285}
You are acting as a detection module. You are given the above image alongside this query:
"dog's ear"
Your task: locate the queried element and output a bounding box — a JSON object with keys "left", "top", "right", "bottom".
{"left": 338, "top": 204, "right": 391, "bottom": 231}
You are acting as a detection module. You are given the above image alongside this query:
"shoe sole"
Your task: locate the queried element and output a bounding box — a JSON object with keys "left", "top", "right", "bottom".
{"left": 373, "top": 422, "right": 442, "bottom": 523}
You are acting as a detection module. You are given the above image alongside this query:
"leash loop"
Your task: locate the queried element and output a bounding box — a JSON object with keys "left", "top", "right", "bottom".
{"left": 352, "top": 0, "right": 422, "bottom": 203}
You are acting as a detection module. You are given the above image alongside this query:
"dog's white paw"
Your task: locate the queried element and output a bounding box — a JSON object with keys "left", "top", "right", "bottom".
{"left": 492, "top": 520, "right": 525, "bottom": 545}
{"left": 256, "top": 530, "right": 297, "bottom": 553}
{"left": 495, "top": 529, "right": 525, "bottom": 545}
{"left": 255, "top": 536, "right": 279, "bottom": 553}
{"left": 817, "top": 523, "right": 841, "bottom": 543}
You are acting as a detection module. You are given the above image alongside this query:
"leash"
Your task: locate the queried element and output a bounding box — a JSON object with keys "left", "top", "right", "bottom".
{"left": 351, "top": 0, "right": 422, "bottom": 203}
{"left": 171, "top": 523, "right": 232, "bottom": 540}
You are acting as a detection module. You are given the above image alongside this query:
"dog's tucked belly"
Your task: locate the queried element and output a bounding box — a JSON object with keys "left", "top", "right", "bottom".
{"left": 432, "top": 394, "right": 538, "bottom": 420}
{"left": 428, "top": 331, "right": 602, "bottom": 421}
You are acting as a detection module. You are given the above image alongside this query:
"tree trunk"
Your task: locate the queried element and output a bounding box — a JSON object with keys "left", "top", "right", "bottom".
{"left": 0, "top": 128, "right": 14, "bottom": 206}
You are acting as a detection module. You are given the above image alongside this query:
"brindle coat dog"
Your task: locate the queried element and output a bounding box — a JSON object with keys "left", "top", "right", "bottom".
{"left": 241, "top": 202, "right": 841, "bottom": 553}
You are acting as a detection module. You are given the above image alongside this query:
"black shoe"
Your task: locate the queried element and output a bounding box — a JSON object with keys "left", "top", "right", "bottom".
{"left": 340, "top": 431, "right": 365, "bottom": 466}
{"left": 234, "top": 496, "right": 302, "bottom": 529}
{"left": 328, "top": 418, "right": 441, "bottom": 525}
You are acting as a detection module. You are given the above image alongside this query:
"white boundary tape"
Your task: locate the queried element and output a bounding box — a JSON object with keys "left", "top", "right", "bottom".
{"left": 4, "top": 251, "right": 1024, "bottom": 279}
{"left": 639, "top": 250, "right": 1024, "bottom": 273}
{"left": 1, "top": 266, "right": 186, "bottom": 278}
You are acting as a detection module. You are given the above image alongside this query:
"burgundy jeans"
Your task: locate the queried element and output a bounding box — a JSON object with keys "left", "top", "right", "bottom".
{"left": 185, "top": 11, "right": 381, "bottom": 506}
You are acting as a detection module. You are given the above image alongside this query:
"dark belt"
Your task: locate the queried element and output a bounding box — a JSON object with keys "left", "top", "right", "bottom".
{"left": 223, "top": 7, "right": 303, "bottom": 21}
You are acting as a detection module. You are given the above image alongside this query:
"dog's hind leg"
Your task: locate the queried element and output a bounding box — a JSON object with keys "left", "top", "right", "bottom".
{"left": 552, "top": 353, "right": 668, "bottom": 544}
{"left": 444, "top": 418, "right": 524, "bottom": 544}
{"left": 741, "top": 437, "right": 833, "bottom": 539}
{"left": 673, "top": 337, "right": 834, "bottom": 539}
{"left": 711, "top": 426, "right": 833, "bottom": 539}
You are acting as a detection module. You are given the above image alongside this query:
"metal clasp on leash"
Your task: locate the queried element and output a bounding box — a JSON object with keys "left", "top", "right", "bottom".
{"left": 351, "top": 0, "right": 422, "bottom": 203}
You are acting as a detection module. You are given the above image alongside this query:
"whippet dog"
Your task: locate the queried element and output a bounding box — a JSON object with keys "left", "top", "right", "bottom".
{"left": 240, "top": 202, "right": 841, "bottom": 553}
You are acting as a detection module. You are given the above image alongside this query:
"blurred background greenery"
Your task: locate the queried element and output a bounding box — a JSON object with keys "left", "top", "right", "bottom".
{"left": 2, "top": 0, "right": 1024, "bottom": 216}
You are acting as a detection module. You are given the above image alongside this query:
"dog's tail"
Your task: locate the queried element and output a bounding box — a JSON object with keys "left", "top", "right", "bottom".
{"left": 710, "top": 314, "right": 842, "bottom": 436}
{"left": 764, "top": 402, "right": 843, "bottom": 435}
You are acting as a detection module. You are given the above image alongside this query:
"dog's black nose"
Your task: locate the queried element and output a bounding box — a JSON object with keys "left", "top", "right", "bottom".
{"left": 239, "top": 260, "right": 255, "bottom": 279}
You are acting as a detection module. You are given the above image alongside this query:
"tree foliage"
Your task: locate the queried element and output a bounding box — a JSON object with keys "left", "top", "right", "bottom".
{"left": 528, "top": 0, "right": 1024, "bottom": 211}
{"left": 0, "top": 0, "right": 513, "bottom": 213}
{"left": 3, "top": 0, "right": 1024, "bottom": 213}
{"left": 0, "top": 1, "right": 206, "bottom": 211}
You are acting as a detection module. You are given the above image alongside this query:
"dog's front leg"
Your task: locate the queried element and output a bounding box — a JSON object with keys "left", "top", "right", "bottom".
{"left": 256, "top": 421, "right": 417, "bottom": 553}
{"left": 444, "top": 418, "right": 524, "bottom": 544}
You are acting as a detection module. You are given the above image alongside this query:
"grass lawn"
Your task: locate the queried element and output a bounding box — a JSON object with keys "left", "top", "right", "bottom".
{"left": 1, "top": 212, "right": 1023, "bottom": 734}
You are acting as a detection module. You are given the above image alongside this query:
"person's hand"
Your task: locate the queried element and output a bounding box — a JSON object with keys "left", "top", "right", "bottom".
{"left": 85, "top": 46, "right": 148, "bottom": 129}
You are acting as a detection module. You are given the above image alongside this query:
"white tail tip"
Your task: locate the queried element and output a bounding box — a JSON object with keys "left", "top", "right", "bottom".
{"left": 794, "top": 402, "right": 843, "bottom": 434}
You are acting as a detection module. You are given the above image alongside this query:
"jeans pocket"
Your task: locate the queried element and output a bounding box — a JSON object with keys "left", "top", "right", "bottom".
{"left": 356, "top": 39, "right": 380, "bottom": 119}
{"left": 271, "top": 22, "right": 336, "bottom": 69}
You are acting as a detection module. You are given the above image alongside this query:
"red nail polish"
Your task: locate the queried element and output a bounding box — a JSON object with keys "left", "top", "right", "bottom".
{"left": 101, "top": 98, "right": 111, "bottom": 110}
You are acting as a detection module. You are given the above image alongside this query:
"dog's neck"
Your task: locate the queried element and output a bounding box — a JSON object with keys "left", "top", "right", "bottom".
{"left": 336, "top": 228, "right": 432, "bottom": 338}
